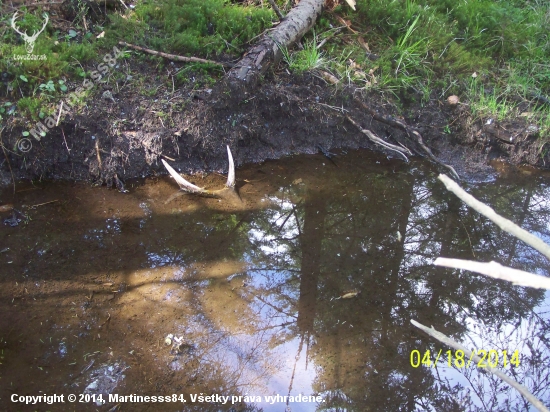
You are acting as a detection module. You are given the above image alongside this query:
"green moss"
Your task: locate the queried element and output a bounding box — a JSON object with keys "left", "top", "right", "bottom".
{"left": 110, "top": 0, "right": 273, "bottom": 56}
{"left": 17, "top": 97, "right": 43, "bottom": 120}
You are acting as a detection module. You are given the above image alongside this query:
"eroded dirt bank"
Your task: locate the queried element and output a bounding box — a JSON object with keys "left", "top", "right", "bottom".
{"left": 1, "top": 65, "right": 548, "bottom": 188}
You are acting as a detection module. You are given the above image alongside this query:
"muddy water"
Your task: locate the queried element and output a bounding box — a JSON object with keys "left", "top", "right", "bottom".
{"left": 1, "top": 150, "right": 550, "bottom": 412}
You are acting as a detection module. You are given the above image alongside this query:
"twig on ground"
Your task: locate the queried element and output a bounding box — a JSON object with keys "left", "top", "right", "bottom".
{"left": 118, "top": 42, "right": 231, "bottom": 67}
{"left": 267, "top": 0, "right": 285, "bottom": 21}
{"left": 411, "top": 319, "right": 550, "bottom": 412}
{"left": 315, "top": 102, "right": 348, "bottom": 112}
{"left": 56, "top": 101, "right": 63, "bottom": 126}
{"left": 316, "top": 27, "right": 343, "bottom": 49}
{"left": 95, "top": 140, "right": 102, "bottom": 171}
{"left": 346, "top": 115, "right": 411, "bottom": 162}
{"left": 438, "top": 174, "right": 550, "bottom": 260}
{"left": 330, "top": 13, "right": 358, "bottom": 34}
{"left": 61, "top": 128, "right": 70, "bottom": 154}
{"left": 161, "top": 154, "right": 176, "bottom": 162}
{"left": 99, "top": 313, "right": 111, "bottom": 329}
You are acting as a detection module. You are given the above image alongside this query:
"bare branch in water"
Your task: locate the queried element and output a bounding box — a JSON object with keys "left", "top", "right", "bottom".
{"left": 435, "top": 258, "right": 550, "bottom": 289}
{"left": 411, "top": 320, "right": 550, "bottom": 412}
{"left": 438, "top": 174, "right": 550, "bottom": 261}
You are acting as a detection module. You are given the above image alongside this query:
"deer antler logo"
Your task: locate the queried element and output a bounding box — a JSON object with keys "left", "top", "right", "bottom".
{"left": 11, "top": 12, "right": 49, "bottom": 54}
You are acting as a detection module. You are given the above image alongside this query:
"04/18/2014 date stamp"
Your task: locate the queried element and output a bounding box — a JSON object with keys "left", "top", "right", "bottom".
{"left": 410, "top": 349, "right": 520, "bottom": 368}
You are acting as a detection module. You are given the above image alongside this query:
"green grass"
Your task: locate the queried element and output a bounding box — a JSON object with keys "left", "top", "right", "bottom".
{"left": 2, "top": 0, "right": 550, "bottom": 145}
{"left": 280, "top": 31, "right": 329, "bottom": 73}
{"left": 0, "top": 0, "right": 273, "bottom": 125}
{"left": 107, "top": 0, "right": 273, "bottom": 56}
{"left": 281, "top": 0, "right": 550, "bottom": 139}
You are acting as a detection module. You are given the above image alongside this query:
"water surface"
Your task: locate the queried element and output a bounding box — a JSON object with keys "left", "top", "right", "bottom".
{"left": 1, "top": 150, "right": 549, "bottom": 411}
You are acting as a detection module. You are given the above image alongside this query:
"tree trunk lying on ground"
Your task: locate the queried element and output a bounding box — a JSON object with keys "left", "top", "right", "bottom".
{"left": 215, "top": 0, "right": 324, "bottom": 102}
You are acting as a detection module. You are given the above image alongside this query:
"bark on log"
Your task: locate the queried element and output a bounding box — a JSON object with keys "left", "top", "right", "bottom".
{"left": 226, "top": 0, "right": 324, "bottom": 88}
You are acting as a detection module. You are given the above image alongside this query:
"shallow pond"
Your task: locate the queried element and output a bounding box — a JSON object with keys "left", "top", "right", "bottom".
{"left": 1, "top": 150, "right": 550, "bottom": 411}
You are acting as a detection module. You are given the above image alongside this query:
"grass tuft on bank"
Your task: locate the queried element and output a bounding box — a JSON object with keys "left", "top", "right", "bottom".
{"left": 280, "top": 0, "right": 550, "bottom": 140}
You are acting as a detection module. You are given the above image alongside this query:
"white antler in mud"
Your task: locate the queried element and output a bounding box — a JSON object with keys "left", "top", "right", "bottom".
{"left": 162, "top": 145, "right": 237, "bottom": 198}
{"left": 11, "top": 12, "right": 49, "bottom": 54}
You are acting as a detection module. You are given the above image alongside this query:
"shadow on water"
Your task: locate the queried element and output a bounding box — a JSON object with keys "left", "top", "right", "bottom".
{"left": 1, "top": 150, "right": 550, "bottom": 411}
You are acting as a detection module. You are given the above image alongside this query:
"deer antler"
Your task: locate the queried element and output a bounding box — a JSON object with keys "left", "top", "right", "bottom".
{"left": 225, "top": 145, "right": 235, "bottom": 188}
{"left": 161, "top": 159, "right": 206, "bottom": 194}
{"left": 162, "top": 145, "right": 237, "bottom": 198}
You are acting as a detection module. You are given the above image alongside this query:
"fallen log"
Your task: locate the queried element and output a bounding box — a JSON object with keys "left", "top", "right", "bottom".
{"left": 224, "top": 0, "right": 324, "bottom": 89}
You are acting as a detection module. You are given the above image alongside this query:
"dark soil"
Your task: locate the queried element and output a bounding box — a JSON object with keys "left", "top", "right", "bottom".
{"left": 1, "top": 57, "right": 549, "bottom": 189}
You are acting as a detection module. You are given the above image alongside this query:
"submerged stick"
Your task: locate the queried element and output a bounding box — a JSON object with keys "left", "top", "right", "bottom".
{"left": 438, "top": 174, "right": 550, "bottom": 261}
{"left": 411, "top": 320, "right": 550, "bottom": 412}
{"left": 435, "top": 258, "right": 550, "bottom": 289}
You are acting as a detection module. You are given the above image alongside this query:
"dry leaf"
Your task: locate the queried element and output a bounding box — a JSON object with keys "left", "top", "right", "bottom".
{"left": 348, "top": 59, "right": 360, "bottom": 70}
{"left": 319, "top": 70, "right": 339, "bottom": 85}
{"left": 357, "top": 37, "right": 371, "bottom": 52}
{"left": 334, "top": 15, "right": 358, "bottom": 33}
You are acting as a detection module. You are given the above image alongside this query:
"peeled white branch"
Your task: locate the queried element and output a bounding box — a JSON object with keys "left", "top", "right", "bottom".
{"left": 434, "top": 258, "right": 550, "bottom": 290}
{"left": 411, "top": 320, "right": 550, "bottom": 412}
{"left": 438, "top": 174, "right": 550, "bottom": 261}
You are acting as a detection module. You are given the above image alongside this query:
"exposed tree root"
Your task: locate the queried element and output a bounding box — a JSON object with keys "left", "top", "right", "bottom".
{"left": 345, "top": 115, "right": 411, "bottom": 162}
{"left": 354, "top": 96, "right": 460, "bottom": 179}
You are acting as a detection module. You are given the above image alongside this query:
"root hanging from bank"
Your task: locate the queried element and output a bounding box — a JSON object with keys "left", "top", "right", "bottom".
{"left": 345, "top": 115, "right": 411, "bottom": 162}
{"left": 353, "top": 96, "right": 459, "bottom": 179}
